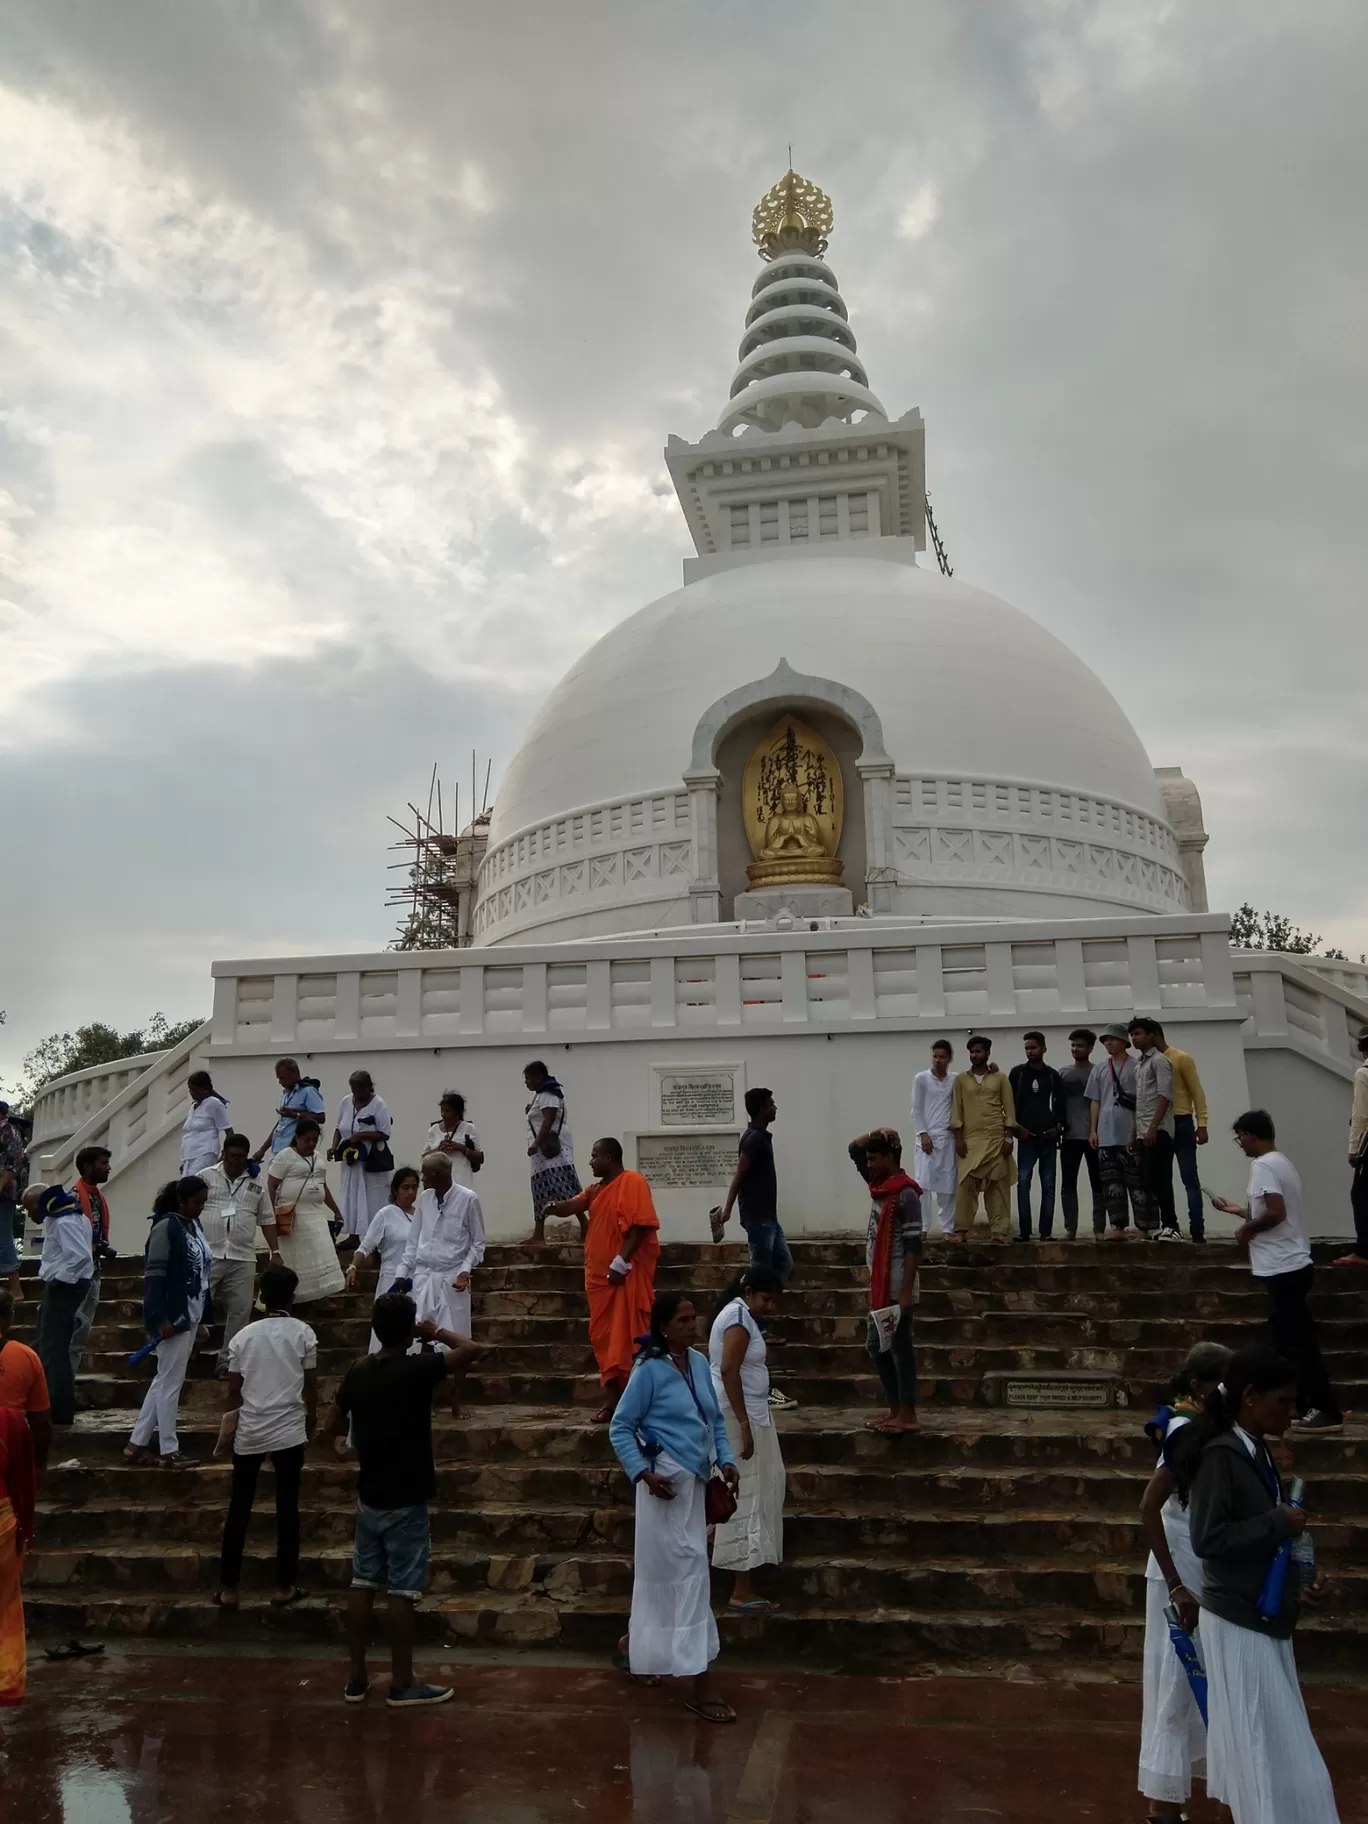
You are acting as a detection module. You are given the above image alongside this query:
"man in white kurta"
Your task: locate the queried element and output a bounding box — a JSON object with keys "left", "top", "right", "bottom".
{"left": 400, "top": 1155, "right": 485, "bottom": 1341}
{"left": 912, "top": 1041, "right": 958, "bottom": 1235}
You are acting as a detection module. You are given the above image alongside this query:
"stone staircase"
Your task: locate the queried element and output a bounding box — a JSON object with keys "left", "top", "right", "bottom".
{"left": 16, "top": 1238, "right": 1368, "bottom": 1677}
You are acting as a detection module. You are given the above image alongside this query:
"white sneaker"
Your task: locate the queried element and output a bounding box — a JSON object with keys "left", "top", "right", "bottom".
{"left": 767, "top": 1388, "right": 798, "bottom": 1410}
{"left": 1153, "top": 1228, "right": 1186, "bottom": 1243}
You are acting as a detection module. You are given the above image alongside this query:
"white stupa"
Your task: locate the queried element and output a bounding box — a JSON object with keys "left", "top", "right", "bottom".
{"left": 41, "top": 172, "right": 1364, "bottom": 1246}
{"left": 477, "top": 169, "right": 1209, "bottom": 946}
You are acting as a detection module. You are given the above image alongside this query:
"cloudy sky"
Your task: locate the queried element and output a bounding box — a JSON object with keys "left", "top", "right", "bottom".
{"left": 2, "top": 0, "right": 1365, "bottom": 1086}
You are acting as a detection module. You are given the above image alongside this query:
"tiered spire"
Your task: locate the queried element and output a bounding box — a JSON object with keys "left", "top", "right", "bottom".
{"left": 718, "top": 169, "right": 887, "bottom": 436}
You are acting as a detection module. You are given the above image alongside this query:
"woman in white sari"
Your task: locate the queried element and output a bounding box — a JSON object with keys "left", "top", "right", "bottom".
{"left": 609, "top": 1292, "right": 740, "bottom": 1724}
{"left": 425, "top": 1091, "right": 484, "bottom": 1191}
{"left": 1136, "top": 1340, "right": 1231, "bottom": 1821}
{"left": 267, "top": 1120, "right": 345, "bottom": 1305}
{"left": 331, "top": 1070, "right": 393, "bottom": 1243}
{"left": 708, "top": 1267, "right": 785, "bottom": 1614}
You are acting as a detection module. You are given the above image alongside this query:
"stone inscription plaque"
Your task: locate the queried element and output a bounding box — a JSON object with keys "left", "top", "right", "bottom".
{"left": 636, "top": 1132, "right": 740, "bottom": 1189}
{"left": 657, "top": 1069, "right": 737, "bottom": 1128}
{"left": 1005, "top": 1378, "right": 1113, "bottom": 1410}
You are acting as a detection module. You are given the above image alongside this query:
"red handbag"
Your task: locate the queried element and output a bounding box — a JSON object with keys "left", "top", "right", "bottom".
{"left": 680, "top": 1354, "right": 738, "bottom": 1524}
{"left": 704, "top": 1473, "right": 738, "bottom": 1525}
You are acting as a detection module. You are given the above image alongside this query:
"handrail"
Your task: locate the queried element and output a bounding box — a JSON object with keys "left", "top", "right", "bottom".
{"left": 36, "top": 1022, "right": 211, "bottom": 1181}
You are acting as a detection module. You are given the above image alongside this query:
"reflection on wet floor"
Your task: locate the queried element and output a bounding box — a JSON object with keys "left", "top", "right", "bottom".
{"left": 59, "top": 1769, "right": 135, "bottom": 1824}
{"left": 2, "top": 1650, "right": 1366, "bottom": 1823}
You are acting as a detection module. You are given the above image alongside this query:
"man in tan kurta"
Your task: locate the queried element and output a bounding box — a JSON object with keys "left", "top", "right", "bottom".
{"left": 949, "top": 1037, "right": 1017, "bottom": 1240}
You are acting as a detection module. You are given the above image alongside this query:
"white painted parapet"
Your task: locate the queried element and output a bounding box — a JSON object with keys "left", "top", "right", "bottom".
{"left": 208, "top": 912, "right": 1240, "bottom": 1055}
{"left": 28, "top": 1052, "right": 167, "bottom": 1151}
{"left": 37, "top": 922, "right": 1368, "bottom": 1251}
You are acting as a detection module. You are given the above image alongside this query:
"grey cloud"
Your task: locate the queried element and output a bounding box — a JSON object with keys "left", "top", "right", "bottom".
{"left": 1, "top": 0, "right": 1366, "bottom": 1072}
{"left": 0, "top": 647, "right": 536, "bottom": 1072}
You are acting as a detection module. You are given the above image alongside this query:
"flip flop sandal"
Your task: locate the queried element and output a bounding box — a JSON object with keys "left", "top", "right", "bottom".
{"left": 271, "top": 1588, "right": 305, "bottom": 1608}
{"left": 728, "top": 1599, "right": 779, "bottom": 1613}
{"left": 212, "top": 1592, "right": 240, "bottom": 1609}
{"left": 123, "top": 1446, "right": 156, "bottom": 1466}
{"left": 158, "top": 1453, "right": 198, "bottom": 1469}
{"left": 611, "top": 1648, "right": 661, "bottom": 1687}
{"left": 591, "top": 1405, "right": 616, "bottom": 1424}
{"left": 45, "top": 1640, "right": 104, "bottom": 1661}
{"left": 685, "top": 1700, "right": 737, "bottom": 1724}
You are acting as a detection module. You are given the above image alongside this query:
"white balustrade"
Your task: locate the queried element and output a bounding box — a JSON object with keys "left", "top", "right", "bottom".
{"left": 206, "top": 913, "right": 1243, "bottom": 1056}
{"left": 1235, "top": 952, "right": 1368, "bottom": 1081}
{"left": 28, "top": 1051, "right": 167, "bottom": 1147}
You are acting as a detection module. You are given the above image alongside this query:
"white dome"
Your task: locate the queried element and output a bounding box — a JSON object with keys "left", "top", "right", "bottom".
{"left": 475, "top": 554, "right": 1188, "bottom": 945}
{"left": 491, "top": 557, "right": 1165, "bottom": 843}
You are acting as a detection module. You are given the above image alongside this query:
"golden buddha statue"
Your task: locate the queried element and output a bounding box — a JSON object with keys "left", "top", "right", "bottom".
{"left": 760, "top": 782, "right": 826, "bottom": 860}
{"left": 743, "top": 714, "right": 845, "bottom": 889}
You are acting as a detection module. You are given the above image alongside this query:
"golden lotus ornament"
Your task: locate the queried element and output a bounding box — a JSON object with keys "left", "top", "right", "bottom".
{"left": 742, "top": 716, "right": 844, "bottom": 888}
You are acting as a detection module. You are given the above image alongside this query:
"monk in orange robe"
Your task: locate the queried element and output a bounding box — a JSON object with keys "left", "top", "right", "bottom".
{"left": 545, "top": 1136, "right": 661, "bottom": 1422}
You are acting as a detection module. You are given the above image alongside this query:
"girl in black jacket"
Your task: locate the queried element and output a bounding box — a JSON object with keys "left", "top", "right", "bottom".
{"left": 1170, "top": 1345, "right": 1338, "bottom": 1824}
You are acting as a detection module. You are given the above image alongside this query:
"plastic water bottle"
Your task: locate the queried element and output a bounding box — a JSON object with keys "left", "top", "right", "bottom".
{"left": 1287, "top": 1476, "right": 1317, "bottom": 1593}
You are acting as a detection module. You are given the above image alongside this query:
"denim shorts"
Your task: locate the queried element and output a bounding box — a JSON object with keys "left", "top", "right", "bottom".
{"left": 351, "top": 1500, "right": 430, "bottom": 1601}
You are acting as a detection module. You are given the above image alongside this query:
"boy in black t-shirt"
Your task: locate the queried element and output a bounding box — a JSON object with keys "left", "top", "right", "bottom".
{"left": 320, "top": 1292, "right": 481, "bottom": 1707}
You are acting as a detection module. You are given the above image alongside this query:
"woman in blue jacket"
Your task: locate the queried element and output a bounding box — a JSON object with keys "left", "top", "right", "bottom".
{"left": 124, "top": 1176, "right": 213, "bottom": 1468}
{"left": 609, "top": 1291, "right": 739, "bottom": 1722}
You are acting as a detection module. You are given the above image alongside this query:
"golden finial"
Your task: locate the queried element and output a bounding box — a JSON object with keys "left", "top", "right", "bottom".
{"left": 751, "top": 168, "right": 833, "bottom": 262}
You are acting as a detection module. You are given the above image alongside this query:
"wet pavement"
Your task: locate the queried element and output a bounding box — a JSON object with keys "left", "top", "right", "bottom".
{"left": 3, "top": 1648, "right": 1368, "bottom": 1822}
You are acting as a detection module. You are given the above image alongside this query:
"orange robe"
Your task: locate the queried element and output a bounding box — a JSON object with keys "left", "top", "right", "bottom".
{"left": 0, "top": 1408, "right": 35, "bottom": 1707}
{"left": 583, "top": 1170, "right": 660, "bottom": 1388}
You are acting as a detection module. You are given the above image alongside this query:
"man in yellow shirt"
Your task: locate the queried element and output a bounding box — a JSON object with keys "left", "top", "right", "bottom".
{"left": 1163, "top": 1029, "right": 1209, "bottom": 1244}
{"left": 949, "top": 1036, "right": 1017, "bottom": 1242}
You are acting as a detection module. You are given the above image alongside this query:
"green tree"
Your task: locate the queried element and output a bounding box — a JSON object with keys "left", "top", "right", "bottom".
{"left": 1228, "top": 905, "right": 1365, "bottom": 961}
{"left": 13, "top": 1011, "right": 205, "bottom": 1114}
{"left": 1229, "top": 904, "right": 1322, "bottom": 954}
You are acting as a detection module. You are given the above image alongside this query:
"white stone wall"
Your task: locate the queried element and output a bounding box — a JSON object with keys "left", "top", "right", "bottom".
{"left": 43, "top": 919, "right": 1366, "bottom": 1254}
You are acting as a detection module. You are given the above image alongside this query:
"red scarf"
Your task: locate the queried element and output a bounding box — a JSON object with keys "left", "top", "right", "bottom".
{"left": 73, "top": 1178, "right": 109, "bottom": 1249}
{"left": 869, "top": 1170, "right": 919, "bottom": 1310}
{"left": 0, "top": 1406, "right": 36, "bottom": 1551}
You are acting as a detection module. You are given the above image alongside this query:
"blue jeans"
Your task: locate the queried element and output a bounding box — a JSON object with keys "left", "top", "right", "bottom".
{"left": 1016, "top": 1137, "right": 1058, "bottom": 1239}
{"left": 742, "top": 1218, "right": 793, "bottom": 1282}
{"left": 351, "top": 1501, "right": 431, "bottom": 1601}
{"left": 1173, "top": 1115, "right": 1206, "bottom": 1240}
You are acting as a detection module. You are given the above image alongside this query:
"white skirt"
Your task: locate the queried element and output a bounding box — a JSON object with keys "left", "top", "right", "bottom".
{"left": 338, "top": 1163, "right": 390, "bottom": 1239}
{"left": 410, "top": 1268, "right": 472, "bottom": 1342}
{"left": 712, "top": 1414, "right": 785, "bottom": 1574}
{"left": 277, "top": 1204, "right": 345, "bottom": 1304}
{"left": 1203, "top": 1608, "right": 1339, "bottom": 1824}
{"left": 628, "top": 1451, "right": 719, "bottom": 1679}
{"left": 1138, "top": 1579, "right": 1206, "bottom": 1804}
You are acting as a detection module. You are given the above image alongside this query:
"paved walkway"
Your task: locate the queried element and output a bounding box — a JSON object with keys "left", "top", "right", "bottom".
{"left": 4, "top": 1648, "right": 1367, "bottom": 1821}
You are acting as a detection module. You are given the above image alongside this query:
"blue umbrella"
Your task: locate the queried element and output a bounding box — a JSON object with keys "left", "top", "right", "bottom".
{"left": 1164, "top": 1604, "right": 1209, "bottom": 1726}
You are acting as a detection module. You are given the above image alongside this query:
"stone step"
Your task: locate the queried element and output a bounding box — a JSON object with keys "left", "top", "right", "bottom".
{"left": 58, "top": 1280, "right": 1368, "bottom": 1331}
{"left": 94, "top": 1370, "right": 1368, "bottom": 1417}
{"left": 22, "top": 1225, "right": 1368, "bottom": 1672}
{"left": 21, "top": 1586, "right": 1368, "bottom": 1673}
{"left": 29, "top": 1538, "right": 1368, "bottom": 1617}
{"left": 45, "top": 1406, "right": 1368, "bottom": 1475}
{"left": 34, "top": 1494, "right": 1368, "bottom": 1565}
{"left": 69, "top": 1308, "right": 1368, "bottom": 1359}
{"left": 39, "top": 1453, "right": 1368, "bottom": 1526}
